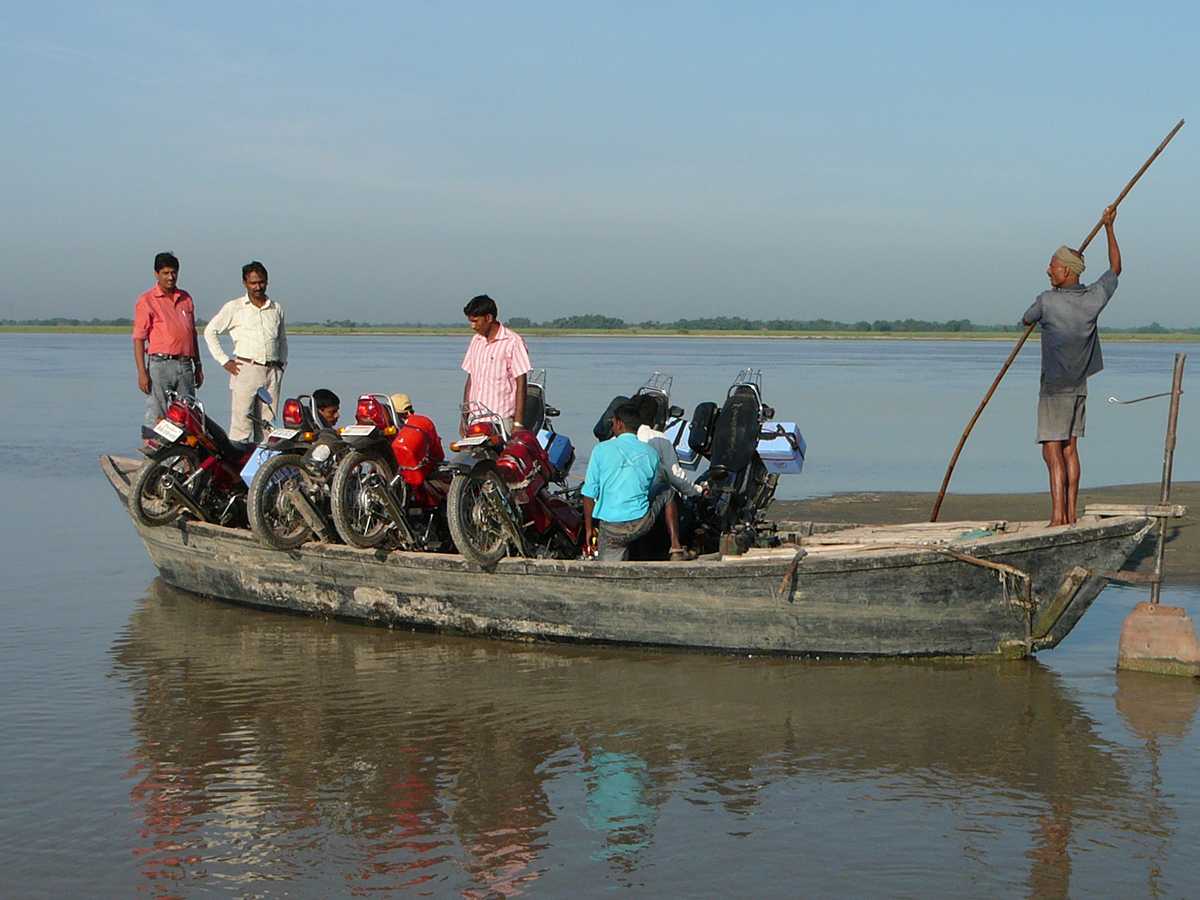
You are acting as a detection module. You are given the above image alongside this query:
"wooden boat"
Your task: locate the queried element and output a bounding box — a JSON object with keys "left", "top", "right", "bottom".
{"left": 103, "top": 454, "right": 1155, "bottom": 658}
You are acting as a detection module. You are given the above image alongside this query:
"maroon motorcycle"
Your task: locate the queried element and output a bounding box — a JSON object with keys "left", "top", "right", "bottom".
{"left": 445, "top": 373, "right": 580, "bottom": 566}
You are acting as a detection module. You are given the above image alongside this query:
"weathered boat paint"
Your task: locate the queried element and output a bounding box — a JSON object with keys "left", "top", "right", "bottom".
{"left": 104, "top": 455, "right": 1154, "bottom": 658}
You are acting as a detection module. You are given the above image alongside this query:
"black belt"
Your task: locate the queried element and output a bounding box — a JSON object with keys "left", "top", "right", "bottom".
{"left": 235, "top": 356, "right": 283, "bottom": 367}
{"left": 150, "top": 353, "right": 194, "bottom": 361}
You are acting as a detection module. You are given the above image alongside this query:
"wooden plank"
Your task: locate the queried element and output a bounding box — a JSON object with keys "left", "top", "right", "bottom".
{"left": 1103, "top": 570, "right": 1161, "bottom": 585}
{"left": 1084, "top": 503, "right": 1187, "bottom": 518}
{"left": 1032, "top": 566, "right": 1091, "bottom": 639}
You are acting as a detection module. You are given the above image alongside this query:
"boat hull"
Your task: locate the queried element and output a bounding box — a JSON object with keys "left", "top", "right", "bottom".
{"left": 104, "top": 455, "right": 1153, "bottom": 658}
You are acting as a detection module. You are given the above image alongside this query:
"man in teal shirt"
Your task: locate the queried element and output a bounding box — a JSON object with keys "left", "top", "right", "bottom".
{"left": 582, "top": 403, "right": 684, "bottom": 561}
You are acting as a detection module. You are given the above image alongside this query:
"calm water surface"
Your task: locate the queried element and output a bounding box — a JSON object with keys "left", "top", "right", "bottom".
{"left": 2, "top": 334, "right": 1198, "bottom": 897}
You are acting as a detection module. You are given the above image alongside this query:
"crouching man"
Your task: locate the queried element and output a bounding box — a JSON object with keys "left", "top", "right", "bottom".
{"left": 582, "top": 403, "right": 687, "bottom": 562}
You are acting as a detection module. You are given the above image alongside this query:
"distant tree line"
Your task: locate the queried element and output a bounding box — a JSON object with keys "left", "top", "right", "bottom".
{"left": 4, "top": 316, "right": 1196, "bottom": 334}
{"left": 504, "top": 315, "right": 1197, "bottom": 334}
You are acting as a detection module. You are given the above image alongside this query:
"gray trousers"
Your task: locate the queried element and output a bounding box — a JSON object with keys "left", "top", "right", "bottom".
{"left": 144, "top": 357, "right": 196, "bottom": 428}
{"left": 596, "top": 487, "right": 676, "bottom": 561}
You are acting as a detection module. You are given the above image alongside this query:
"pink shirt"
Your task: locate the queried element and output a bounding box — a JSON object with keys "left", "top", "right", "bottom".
{"left": 132, "top": 286, "right": 197, "bottom": 356}
{"left": 461, "top": 324, "right": 532, "bottom": 419}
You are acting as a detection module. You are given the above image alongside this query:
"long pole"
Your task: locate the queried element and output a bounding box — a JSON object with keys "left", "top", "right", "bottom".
{"left": 1150, "top": 353, "right": 1186, "bottom": 604}
{"left": 930, "top": 118, "right": 1185, "bottom": 522}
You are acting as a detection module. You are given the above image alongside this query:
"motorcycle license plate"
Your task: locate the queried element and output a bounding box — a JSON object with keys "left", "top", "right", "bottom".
{"left": 268, "top": 428, "right": 299, "bottom": 441}
{"left": 455, "top": 434, "right": 489, "bottom": 447}
{"left": 153, "top": 420, "right": 184, "bottom": 442}
{"left": 340, "top": 424, "right": 376, "bottom": 437}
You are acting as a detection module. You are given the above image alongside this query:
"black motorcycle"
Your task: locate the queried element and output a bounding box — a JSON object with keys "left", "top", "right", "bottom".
{"left": 685, "top": 369, "right": 803, "bottom": 555}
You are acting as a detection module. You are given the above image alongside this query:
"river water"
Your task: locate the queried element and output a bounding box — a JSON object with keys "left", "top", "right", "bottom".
{"left": 2, "top": 333, "right": 1198, "bottom": 897}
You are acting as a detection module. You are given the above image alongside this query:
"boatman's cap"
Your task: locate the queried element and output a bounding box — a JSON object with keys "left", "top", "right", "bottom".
{"left": 1053, "top": 246, "right": 1085, "bottom": 276}
{"left": 391, "top": 393, "right": 414, "bottom": 414}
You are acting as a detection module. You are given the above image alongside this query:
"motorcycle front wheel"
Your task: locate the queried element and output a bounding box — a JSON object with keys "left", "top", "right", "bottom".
{"left": 446, "top": 467, "right": 512, "bottom": 567}
{"left": 330, "top": 450, "right": 396, "bottom": 549}
{"left": 129, "top": 446, "right": 202, "bottom": 527}
{"left": 248, "top": 453, "right": 315, "bottom": 551}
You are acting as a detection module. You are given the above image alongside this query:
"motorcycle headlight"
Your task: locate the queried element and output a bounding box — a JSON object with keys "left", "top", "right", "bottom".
{"left": 311, "top": 444, "right": 332, "bottom": 463}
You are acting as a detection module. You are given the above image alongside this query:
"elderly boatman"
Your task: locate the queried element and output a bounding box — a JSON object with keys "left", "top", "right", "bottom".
{"left": 132, "top": 251, "right": 204, "bottom": 439}
{"left": 1022, "top": 206, "right": 1122, "bottom": 527}
{"left": 204, "top": 261, "right": 288, "bottom": 442}
{"left": 460, "top": 294, "right": 532, "bottom": 435}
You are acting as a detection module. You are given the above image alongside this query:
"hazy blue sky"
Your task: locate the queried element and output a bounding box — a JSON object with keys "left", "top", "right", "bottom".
{"left": 1, "top": 2, "right": 1195, "bottom": 324}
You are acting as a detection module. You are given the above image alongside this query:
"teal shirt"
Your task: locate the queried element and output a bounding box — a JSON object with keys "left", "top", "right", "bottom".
{"left": 582, "top": 432, "right": 659, "bottom": 523}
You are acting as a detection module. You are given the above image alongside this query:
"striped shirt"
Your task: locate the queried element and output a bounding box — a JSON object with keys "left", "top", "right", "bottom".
{"left": 461, "top": 324, "right": 532, "bottom": 419}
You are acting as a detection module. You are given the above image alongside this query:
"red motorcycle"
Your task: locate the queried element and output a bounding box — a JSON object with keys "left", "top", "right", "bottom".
{"left": 129, "top": 393, "right": 259, "bottom": 527}
{"left": 446, "top": 374, "right": 581, "bottom": 566}
{"left": 329, "top": 393, "right": 451, "bottom": 550}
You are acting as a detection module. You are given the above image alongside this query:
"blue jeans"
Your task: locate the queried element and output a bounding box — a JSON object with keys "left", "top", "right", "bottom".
{"left": 144, "top": 357, "right": 196, "bottom": 429}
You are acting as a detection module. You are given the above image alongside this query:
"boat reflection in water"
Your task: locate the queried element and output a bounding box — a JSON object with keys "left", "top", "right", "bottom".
{"left": 110, "top": 580, "right": 1193, "bottom": 897}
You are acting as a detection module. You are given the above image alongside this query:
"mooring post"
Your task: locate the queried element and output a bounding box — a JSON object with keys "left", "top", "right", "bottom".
{"left": 1150, "top": 353, "right": 1187, "bottom": 604}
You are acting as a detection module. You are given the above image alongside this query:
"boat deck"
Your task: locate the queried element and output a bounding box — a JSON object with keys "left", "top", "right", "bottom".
{"left": 767, "top": 518, "right": 1110, "bottom": 559}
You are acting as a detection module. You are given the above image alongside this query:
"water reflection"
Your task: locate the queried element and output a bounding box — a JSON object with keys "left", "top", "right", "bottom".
{"left": 111, "top": 581, "right": 1160, "bottom": 896}
{"left": 1113, "top": 672, "right": 1200, "bottom": 899}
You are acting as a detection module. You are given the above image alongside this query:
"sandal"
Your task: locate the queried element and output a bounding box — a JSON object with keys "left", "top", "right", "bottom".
{"left": 669, "top": 548, "right": 694, "bottom": 562}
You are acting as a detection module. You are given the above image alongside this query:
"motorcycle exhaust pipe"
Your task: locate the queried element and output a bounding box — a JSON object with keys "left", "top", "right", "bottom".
{"left": 281, "top": 481, "right": 332, "bottom": 540}
{"left": 363, "top": 473, "right": 418, "bottom": 547}
{"left": 161, "top": 475, "right": 211, "bottom": 523}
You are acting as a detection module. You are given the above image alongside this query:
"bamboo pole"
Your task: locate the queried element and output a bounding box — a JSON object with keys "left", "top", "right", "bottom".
{"left": 1150, "top": 353, "right": 1186, "bottom": 604}
{"left": 930, "top": 119, "right": 1185, "bottom": 522}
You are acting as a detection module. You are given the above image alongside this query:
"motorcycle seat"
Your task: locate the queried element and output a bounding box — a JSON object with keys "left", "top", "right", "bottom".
{"left": 709, "top": 386, "right": 759, "bottom": 475}
{"left": 204, "top": 414, "right": 249, "bottom": 460}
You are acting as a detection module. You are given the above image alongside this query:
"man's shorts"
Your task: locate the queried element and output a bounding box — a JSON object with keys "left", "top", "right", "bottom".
{"left": 1036, "top": 392, "right": 1086, "bottom": 443}
{"left": 596, "top": 488, "right": 676, "bottom": 562}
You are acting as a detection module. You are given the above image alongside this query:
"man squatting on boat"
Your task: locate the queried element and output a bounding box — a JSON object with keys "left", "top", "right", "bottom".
{"left": 583, "top": 402, "right": 691, "bottom": 562}
{"left": 132, "top": 252, "right": 204, "bottom": 440}
{"left": 460, "top": 294, "right": 531, "bottom": 435}
{"left": 1023, "top": 206, "right": 1121, "bottom": 526}
{"left": 204, "top": 261, "right": 289, "bottom": 443}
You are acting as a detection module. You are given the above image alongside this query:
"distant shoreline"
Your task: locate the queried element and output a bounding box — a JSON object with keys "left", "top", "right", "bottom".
{"left": 4, "top": 325, "right": 1200, "bottom": 342}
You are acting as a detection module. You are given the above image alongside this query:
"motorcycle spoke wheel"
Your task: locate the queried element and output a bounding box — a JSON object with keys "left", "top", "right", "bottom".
{"left": 447, "top": 469, "right": 511, "bottom": 567}
{"left": 248, "top": 454, "right": 314, "bottom": 550}
{"left": 129, "top": 448, "right": 200, "bottom": 527}
{"left": 330, "top": 451, "right": 394, "bottom": 548}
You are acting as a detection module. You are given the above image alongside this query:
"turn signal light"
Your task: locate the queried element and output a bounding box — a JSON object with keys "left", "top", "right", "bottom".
{"left": 283, "top": 398, "right": 304, "bottom": 427}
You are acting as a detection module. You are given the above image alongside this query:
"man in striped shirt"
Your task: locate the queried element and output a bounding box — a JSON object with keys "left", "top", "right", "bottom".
{"left": 460, "top": 295, "right": 532, "bottom": 435}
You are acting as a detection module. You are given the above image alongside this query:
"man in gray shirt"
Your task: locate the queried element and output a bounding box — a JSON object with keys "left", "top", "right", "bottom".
{"left": 1022, "top": 206, "right": 1121, "bottom": 526}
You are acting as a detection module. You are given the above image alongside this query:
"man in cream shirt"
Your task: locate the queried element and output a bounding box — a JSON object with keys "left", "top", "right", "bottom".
{"left": 204, "top": 261, "right": 288, "bottom": 442}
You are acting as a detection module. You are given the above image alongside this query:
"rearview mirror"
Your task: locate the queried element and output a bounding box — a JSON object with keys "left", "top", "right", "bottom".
{"left": 668, "top": 404, "right": 684, "bottom": 420}
{"left": 255, "top": 386, "right": 275, "bottom": 413}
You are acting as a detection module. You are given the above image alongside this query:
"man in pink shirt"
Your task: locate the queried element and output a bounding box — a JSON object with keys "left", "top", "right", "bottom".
{"left": 460, "top": 294, "right": 532, "bottom": 435}
{"left": 132, "top": 251, "right": 204, "bottom": 436}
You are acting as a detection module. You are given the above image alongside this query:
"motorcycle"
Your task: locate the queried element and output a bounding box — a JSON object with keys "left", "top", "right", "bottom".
{"left": 129, "top": 390, "right": 271, "bottom": 528}
{"left": 245, "top": 395, "right": 348, "bottom": 550}
{"left": 446, "top": 370, "right": 581, "bottom": 566}
{"left": 592, "top": 371, "right": 686, "bottom": 441}
{"left": 685, "top": 369, "right": 805, "bottom": 554}
{"left": 328, "top": 393, "right": 451, "bottom": 550}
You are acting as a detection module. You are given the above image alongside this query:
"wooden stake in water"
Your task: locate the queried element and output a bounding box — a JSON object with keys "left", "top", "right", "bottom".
{"left": 930, "top": 119, "right": 1186, "bottom": 522}
{"left": 1151, "top": 354, "right": 1186, "bottom": 604}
